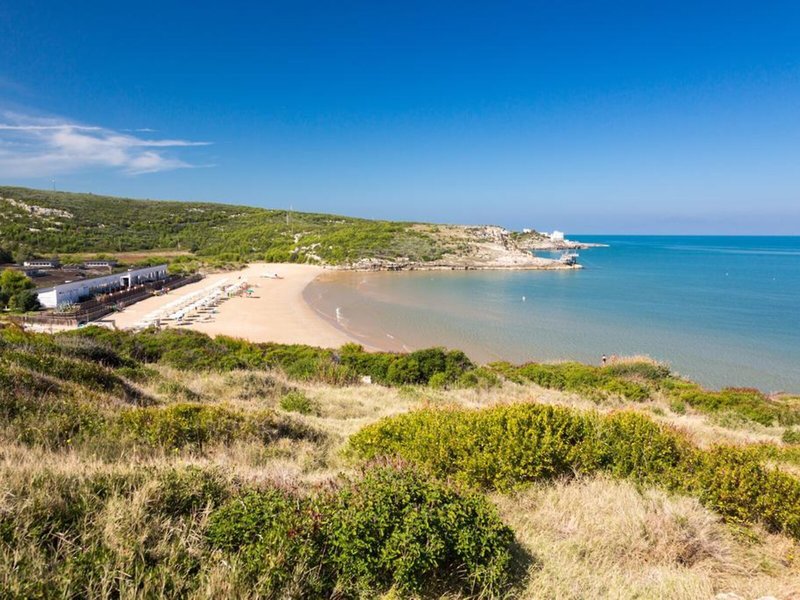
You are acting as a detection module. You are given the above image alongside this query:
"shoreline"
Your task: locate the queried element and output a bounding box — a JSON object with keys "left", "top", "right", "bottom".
{"left": 107, "top": 263, "right": 359, "bottom": 348}
{"left": 95, "top": 258, "right": 583, "bottom": 350}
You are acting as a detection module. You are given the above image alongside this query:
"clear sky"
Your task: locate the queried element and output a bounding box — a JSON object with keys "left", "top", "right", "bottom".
{"left": 1, "top": 1, "right": 799, "bottom": 233}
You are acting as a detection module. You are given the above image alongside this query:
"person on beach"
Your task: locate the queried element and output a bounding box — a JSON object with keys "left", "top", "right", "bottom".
{"left": 601, "top": 354, "right": 607, "bottom": 366}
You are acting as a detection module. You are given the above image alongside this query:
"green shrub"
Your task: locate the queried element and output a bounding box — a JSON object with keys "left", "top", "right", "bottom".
{"left": 456, "top": 366, "right": 501, "bottom": 390}
{"left": 206, "top": 466, "right": 516, "bottom": 598}
{"left": 677, "top": 387, "right": 797, "bottom": 427}
{"left": 428, "top": 371, "right": 449, "bottom": 389}
{"left": 684, "top": 446, "right": 800, "bottom": 538}
{"left": 603, "top": 361, "right": 672, "bottom": 381}
{"left": 327, "top": 466, "right": 514, "bottom": 597}
{"left": 225, "top": 371, "right": 288, "bottom": 400}
{"left": 0, "top": 367, "right": 108, "bottom": 448}
{"left": 114, "top": 403, "right": 311, "bottom": 450}
{"left": 488, "top": 358, "right": 797, "bottom": 426}
{"left": 600, "top": 378, "right": 651, "bottom": 402}
{"left": 350, "top": 404, "right": 800, "bottom": 539}
{"left": 206, "top": 488, "right": 333, "bottom": 596}
{"left": 279, "top": 390, "right": 317, "bottom": 415}
{"left": 117, "top": 403, "right": 247, "bottom": 450}
{"left": 339, "top": 344, "right": 475, "bottom": 386}
{"left": 115, "top": 365, "right": 159, "bottom": 383}
{"left": 153, "top": 467, "right": 233, "bottom": 517}
{"left": 670, "top": 398, "right": 687, "bottom": 414}
{"left": 350, "top": 404, "right": 599, "bottom": 490}
{"left": 783, "top": 428, "right": 800, "bottom": 444}
{"left": 157, "top": 380, "right": 201, "bottom": 402}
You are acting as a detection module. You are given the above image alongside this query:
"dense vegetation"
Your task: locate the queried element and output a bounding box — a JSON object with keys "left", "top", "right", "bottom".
{"left": 52, "top": 326, "right": 481, "bottom": 388}
{"left": 0, "top": 269, "right": 39, "bottom": 312}
{"left": 0, "top": 186, "right": 447, "bottom": 265}
{"left": 205, "top": 466, "right": 514, "bottom": 597}
{"left": 1, "top": 463, "right": 514, "bottom": 599}
{"left": 2, "top": 324, "right": 799, "bottom": 597}
{"left": 489, "top": 359, "right": 800, "bottom": 427}
{"left": 351, "top": 405, "right": 800, "bottom": 539}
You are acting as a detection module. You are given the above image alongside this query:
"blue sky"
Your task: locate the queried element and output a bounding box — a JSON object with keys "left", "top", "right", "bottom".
{"left": 1, "top": 1, "right": 799, "bottom": 233}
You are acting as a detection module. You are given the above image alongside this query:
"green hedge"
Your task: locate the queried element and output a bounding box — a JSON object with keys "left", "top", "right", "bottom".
{"left": 350, "top": 404, "right": 800, "bottom": 539}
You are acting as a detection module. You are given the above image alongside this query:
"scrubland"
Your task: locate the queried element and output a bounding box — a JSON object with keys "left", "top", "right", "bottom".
{"left": 1, "top": 324, "right": 798, "bottom": 598}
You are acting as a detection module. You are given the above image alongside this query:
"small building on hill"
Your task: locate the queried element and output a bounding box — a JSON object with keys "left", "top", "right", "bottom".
{"left": 36, "top": 264, "right": 168, "bottom": 308}
{"left": 23, "top": 258, "right": 61, "bottom": 269}
{"left": 83, "top": 259, "right": 118, "bottom": 269}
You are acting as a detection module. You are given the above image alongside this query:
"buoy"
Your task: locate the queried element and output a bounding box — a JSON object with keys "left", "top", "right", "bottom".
{"left": 522, "top": 296, "right": 526, "bottom": 302}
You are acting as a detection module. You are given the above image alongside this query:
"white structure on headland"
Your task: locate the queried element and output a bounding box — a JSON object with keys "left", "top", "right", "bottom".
{"left": 37, "top": 265, "right": 168, "bottom": 308}
{"left": 546, "top": 230, "right": 565, "bottom": 241}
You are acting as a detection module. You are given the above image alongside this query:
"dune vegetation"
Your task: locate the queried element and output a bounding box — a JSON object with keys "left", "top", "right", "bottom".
{"left": 1, "top": 323, "right": 799, "bottom": 598}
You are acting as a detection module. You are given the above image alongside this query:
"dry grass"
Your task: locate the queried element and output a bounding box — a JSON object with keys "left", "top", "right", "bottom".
{"left": 5, "top": 355, "right": 800, "bottom": 598}
{"left": 494, "top": 476, "right": 800, "bottom": 599}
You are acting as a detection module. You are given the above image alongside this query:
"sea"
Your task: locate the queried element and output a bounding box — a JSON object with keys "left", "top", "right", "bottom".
{"left": 304, "top": 236, "right": 800, "bottom": 393}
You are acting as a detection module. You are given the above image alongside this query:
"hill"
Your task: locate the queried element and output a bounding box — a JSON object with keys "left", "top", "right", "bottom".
{"left": 1, "top": 324, "right": 800, "bottom": 598}
{"left": 0, "top": 187, "right": 568, "bottom": 270}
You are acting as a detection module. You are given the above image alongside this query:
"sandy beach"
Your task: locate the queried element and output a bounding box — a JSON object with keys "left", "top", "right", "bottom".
{"left": 108, "top": 263, "right": 357, "bottom": 348}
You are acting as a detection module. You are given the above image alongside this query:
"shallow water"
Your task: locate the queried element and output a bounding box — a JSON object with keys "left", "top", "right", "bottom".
{"left": 305, "top": 236, "right": 800, "bottom": 392}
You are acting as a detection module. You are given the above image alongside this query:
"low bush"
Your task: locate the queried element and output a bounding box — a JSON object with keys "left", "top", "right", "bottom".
{"left": 327, "top": 465, "right": 515, "bottom": 597}
{"left": 0, "top": 366, "right": 107, "bottom": 448}
{"left": 488, "top": 358, "right": 800, "bottom": 426}
{"left": 350, "top": 404, "right": 800, "bottom": 539}
{"left": 3, "top": 349, "right": 143, "bottom": 402}
{"left": 456, "top": 366, "right": 501, "bottom": 389}
{"left": 783, "top": 428, "right": 800, "bottom": 444}
{"left": 115, "top": 403, "right": 314, "bottom": 451}
{"left": 153, "top": 467, "right": 233, "bottom": 518}
{"left": 206, "top": 488, "right": 332, "bottom": 596}
{"left": 157, "top": 380, "right": 201, "bottom": 402}
{"left": 490, "top": 360, "right": 658, "bottom": 402}
{"left": 206, "top": 465, "right": 516, "bottom": 598}
{"left": 340, "top": 343, "right": 475, "bottom": 386}
{"left": 225, "top": 371, "right": 289, "bottom": 400}
{"left": 116, "top": 403, "right": 249, "bottom": 450}
{"left": 279, "top": 390, "right": 317, "bottom": 415}
{"left": 676, "top": 387, "right": 799, "bottom": 427}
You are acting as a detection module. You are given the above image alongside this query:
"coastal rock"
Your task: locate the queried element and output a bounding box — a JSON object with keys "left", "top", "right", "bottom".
{"left": 339, "top": 224, "right": 588, "bottom": 271}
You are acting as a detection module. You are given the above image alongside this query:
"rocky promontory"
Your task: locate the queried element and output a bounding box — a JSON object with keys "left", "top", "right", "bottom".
{"left": 338, "top": 225, "right": 591, "bottom": 271}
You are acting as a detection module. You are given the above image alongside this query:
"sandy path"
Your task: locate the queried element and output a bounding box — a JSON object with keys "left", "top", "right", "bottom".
{"left": 107, "top": 263, "right": 356, "bottom": 348}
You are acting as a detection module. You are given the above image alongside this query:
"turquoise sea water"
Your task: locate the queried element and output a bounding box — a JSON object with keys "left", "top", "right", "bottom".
{"left": 305, "top": 236, "right": 800, "bottom": 392}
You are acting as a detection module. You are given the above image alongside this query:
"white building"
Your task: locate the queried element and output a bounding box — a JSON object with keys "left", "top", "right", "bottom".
{"left": 83, "top": 259, "right": 118, "bottom": 269}
{"left": 37, "top": 264, "right": 168, "bottom": 309}
{"left": 23, "top": 258, "right": 61, "bottom": 269}
{"left": 549, "top": 230, "right": 565, "bottom": 241}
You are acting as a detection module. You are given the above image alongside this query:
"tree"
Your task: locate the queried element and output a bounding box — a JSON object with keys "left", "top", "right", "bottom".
{"left": 0, "top": 269, "right": 40, "bottom": 312}
{"left": 8, "top": 289, "right": 40, "bottom": 312}
{"left": 0, "top": 247, "right": 12, "bottom": 263}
